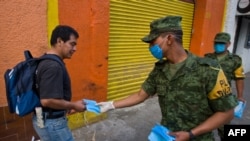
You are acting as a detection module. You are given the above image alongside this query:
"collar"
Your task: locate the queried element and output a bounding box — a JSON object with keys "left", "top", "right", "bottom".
{"left": 155, "top": 50, "right": 198, "bottom": 71}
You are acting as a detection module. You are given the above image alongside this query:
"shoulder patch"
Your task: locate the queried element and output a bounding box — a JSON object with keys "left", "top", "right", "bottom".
{"left": 232, "top": 54, "right": 242, "bottom": 61}
{"left": 228, "top": 53, "right": 241, "bottom": 60}
{"left": 208, "top": 69, "right": 232, "bottom": 100}
{"left": 197, "top": 57, "right": 220, "bottom": 68}
{"left": 204, "top": 53, "right": 214, "bottom": 57}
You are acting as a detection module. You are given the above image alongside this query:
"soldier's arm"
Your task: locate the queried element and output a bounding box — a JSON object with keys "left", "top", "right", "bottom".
{"left": 190, "top": 109, "right": 234, "bottom": 137}
{"left": 98, "top": 66, "right": 157, "bottom": 112}
{"left": 113, "top": 65, "right": 159, "bottom": 108}
{"left": 236, "top": 79, "right": 245, "bottom": 101}
{"left": 113, "top": 88, "right": 150, "bottom": 108}
{"left": 98, "top": 88, "right": 150, "bottom": 113}
{"left": 233, "top": 56, "right": 245, "bottom": 101}
{"left": 190, "top": 68, "right": 237, "bottom": 137}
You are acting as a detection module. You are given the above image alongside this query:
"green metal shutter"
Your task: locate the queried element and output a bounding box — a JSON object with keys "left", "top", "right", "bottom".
{"left": 108, "top": 0, "right": 194, "bottom": 100}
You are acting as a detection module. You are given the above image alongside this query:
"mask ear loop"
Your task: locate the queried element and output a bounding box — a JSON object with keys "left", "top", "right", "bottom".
{"left": 167, "top": 33, "right": 183, "bottom": 45}
{"left": 174, "top": 34, "right": 182, "bottom": 42}
{"left": 157, "top": 34, "right": 168, "bottom": 47}
{"left": 83, "top": 111, "right": 89, "bottom": 127}
{"left": 83, "top": 111, "right": 97, "bottom": 141}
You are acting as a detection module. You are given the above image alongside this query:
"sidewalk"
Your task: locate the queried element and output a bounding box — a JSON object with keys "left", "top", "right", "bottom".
{"left": 73, "top": 72, "right": 250, "bottom": 141}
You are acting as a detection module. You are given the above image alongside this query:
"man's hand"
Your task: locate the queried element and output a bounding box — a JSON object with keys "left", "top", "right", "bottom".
{"left": 97, "top": 101, "right": 115, "bottom": 112}
{"left": 72, "top": 100, "right": 86, "bottom": 112}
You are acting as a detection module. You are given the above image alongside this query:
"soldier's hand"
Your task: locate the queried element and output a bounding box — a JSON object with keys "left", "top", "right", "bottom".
{"left": 96, "top": 101, "right": 115, "bottom": 113}
{"left": 237, "top": 97, "right": 246, "bottom": 102}
{"left": 168, "top": 131, "right": 190, "bottom": 141}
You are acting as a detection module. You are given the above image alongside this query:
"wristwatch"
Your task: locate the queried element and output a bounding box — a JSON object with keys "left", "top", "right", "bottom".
{"left": 189, "top": 131, "right": 195, "bottom": 139}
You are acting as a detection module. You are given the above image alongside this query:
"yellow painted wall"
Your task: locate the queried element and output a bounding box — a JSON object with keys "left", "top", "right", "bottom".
{"left": 108, "top": 0, "right": 194, "bottom": 101}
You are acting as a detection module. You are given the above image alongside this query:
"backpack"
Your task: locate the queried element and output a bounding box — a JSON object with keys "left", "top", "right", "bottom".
{"left": 4, "top": 50, "right": 65, "bottom": 117}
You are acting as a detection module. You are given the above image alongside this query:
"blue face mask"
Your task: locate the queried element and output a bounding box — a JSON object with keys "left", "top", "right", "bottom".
{"left": 214, "top": 43, "right": 226, "bottom": 53}
{"left": 83, "top": 99, "right": 100, "bottom": 114}
{"left": 149, "top": 44, "right": 163, "bottom": 60}
{"left": 148, "top": 124, "right": 175, "bottom": 141}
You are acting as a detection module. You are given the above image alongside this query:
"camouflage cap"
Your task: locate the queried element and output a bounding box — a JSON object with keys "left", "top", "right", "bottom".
{"left": 214, "top": 32, "right": 231, "bottom": 43}
{"left": 142, "top": 16, "right": 182, "bottom": 43}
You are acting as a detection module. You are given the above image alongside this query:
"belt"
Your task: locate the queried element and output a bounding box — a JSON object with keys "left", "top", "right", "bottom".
{"left": 43, "top": 111, "right": 66, "bottom": 119}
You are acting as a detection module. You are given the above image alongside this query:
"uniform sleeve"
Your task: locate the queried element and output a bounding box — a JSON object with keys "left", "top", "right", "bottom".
{"left": 141, "top": 68, "right": 157, "bottom": 96}
{"left": 233, "top": 56, "right": 245, "bottom": 79}
{"left": 206, "top": 68, "right": 238, "bottom": 112}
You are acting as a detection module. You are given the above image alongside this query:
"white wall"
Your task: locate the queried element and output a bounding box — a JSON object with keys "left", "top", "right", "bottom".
{"left": 224, "top": 0, "right": 238, "bottom": 53}
{"left": 224, "top": 0, "right": 250, "bottom": 73}
{"left": 236, "top": 18, "right": 250, "bottom": 73}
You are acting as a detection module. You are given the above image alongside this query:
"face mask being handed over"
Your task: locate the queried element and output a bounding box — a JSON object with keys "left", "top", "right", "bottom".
{"left": 214, "top": 43, "right": 226, "bottom": 53}
{"left": 149, "top": 44, "right": 163, "bottom": 60}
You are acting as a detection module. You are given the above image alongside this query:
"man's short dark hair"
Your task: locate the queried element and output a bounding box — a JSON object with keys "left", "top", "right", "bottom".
{"left": 50, "top": 25, "right": 79, "bottom": 46}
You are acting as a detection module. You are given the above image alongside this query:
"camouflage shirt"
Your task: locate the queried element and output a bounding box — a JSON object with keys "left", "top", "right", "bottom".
{"left": 142, "top": 51, "right": 237, "bottom": 141}
{"left": 205, "top": 51, "right": 245, "bottom": 86}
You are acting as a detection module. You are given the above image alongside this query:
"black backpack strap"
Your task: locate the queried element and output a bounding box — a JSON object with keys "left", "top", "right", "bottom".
{"left": 38, "top": 54, "right": 68, "bottom": 84}
{"left": 24, "top": 50, "right": 33, "bottom": 60}
{"left": 40, "top": 55, "right": 65, "bottom": 67}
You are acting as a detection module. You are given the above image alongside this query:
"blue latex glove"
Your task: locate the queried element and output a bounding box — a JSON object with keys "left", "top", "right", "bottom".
{"left": 148, "top": 124, "right": 175, "bottom": 141}
{"left": 83, "top": 99, "right": 101, "bottom": 114}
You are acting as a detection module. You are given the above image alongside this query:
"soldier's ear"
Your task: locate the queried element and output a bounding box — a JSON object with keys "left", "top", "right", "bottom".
{"left": 166, "top": 34, "right": 172, "bottom": 45}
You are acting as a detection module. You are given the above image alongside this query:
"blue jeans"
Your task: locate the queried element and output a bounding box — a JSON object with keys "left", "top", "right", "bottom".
{"left": 32, "top": 115, "right": 74, "bottom": 141}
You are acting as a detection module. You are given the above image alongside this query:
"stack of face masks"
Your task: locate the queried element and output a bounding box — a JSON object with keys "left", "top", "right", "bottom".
{"left": 148, "top": 124, "right": 175, "bottom": 141}
{"left": 83, "top": 99, "right": 101, "bottom": 114}
{"left": 234, "top": 101, "right": 247, "bottom": 118}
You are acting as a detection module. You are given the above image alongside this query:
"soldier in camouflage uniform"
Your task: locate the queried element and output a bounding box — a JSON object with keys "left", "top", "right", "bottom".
{"left": 204, "top": 32, "right": 245, "bottom": 141}
{"left": 98, "top": 16, "right": 238, "bottom": 141}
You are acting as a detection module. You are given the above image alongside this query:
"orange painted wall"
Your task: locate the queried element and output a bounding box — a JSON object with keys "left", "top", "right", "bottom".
{"left": 58, "top": 0, "right": 109, "bottom": 102}
{"left": 190, "top": 0, "right": 226, "bottom": 56}
{"left": 0, "top": 0, "right": 48, "bottom": 106}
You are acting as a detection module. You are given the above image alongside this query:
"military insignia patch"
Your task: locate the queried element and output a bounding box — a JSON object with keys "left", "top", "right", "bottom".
{"left": 208, "top": 69, "right": 231, "bottom": 99}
